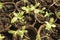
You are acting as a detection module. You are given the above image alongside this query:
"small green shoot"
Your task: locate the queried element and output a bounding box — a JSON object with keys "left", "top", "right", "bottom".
{"left": 45, "top": 18, "right": 56, "bottom": 30}
{"left": 0, "top": 34, "right": 5, "bottom": 40}
{"left": 11, "top": 11, "right": 24, "bottom": 23}
{"left": 0, "top": 2, "right": 3, "bottom": 9}
{"left": 36, "top": 33, "right": 41, "bottom": 40}
{"left": 44, "top": 12, "right": 53, "bottom": 17}
{"left": 21, "top": 2, "right": 40, "bottom": 13}
{"left": 8, "top": 26, "right": 27, "bottom": 38}
{"left": 22, "top": 6, "right": 31, "bottom": 13}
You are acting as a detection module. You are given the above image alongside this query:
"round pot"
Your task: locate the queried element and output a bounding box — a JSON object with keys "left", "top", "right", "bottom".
{"left": 37, "top": 24, "right": 59, "bottom": 40}
{"left": 53, "top": 0, "right": 60, "bottom": 6}
{"left": 0, "top": 13, "right": 12, "bottom": 32}
{"left": 35, "top": 13, "right": 57, "bottom": 24}
{"left": 26, "top": 26, "right": 37, "bottom": 40}
{"left": 35, "top": 14, "right": 50, "bottom": 24}
{"left": 16, "top": 1, "right": 30, "bottom": 11}
{"left": 2, "top": 2, "right": 16, "bottom": 13}
{"left": 24, "top": 13, "right": 35, "bottom": 25}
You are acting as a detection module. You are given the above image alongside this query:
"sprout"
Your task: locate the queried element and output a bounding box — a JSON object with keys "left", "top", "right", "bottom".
{"left": 11, "top": 11, "right": 24, "bottom": 23}
{"left": 8, "top": 26, "right": 27, "bottom": 38}
{"left": 21, "top": 2, "right": 40, "bottom": 13}
{"left": 22, "top": 6, "right": 31, "bottom": 13}
{"left": 45, "top": 18, "right": 56, "bottom": 30}
{"left": 44, "top": 12, "right": 53, "bottom": 17}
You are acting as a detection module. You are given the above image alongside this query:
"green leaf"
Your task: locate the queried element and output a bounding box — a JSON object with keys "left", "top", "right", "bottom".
{"left": 8, "top": 30, "right": 16, "bottom": 34}
{"left": 45, "top": 22, "right": 51, "bottom": 30}
{"left": 13, "top": 12, "right": 18, "bottom": 17}
{"left": 18, "top": 12, "right": 24, "bottom": 17}
{"left": 42, "top": 7, "right": 46, "bottom": 10}
{"left": 34, "top": 9, "right": 40, "bottom": 14}
{"left": 51, "top": 24, "right": 56, "bottom": 27}
{"left": 22, "top": 6, "right": 30, "bottom": 13}
{"left": 0, "top": 2, "right": 3, "bottom": 9}
{"left": 0, "top": 34, "right": 5, "bottom": 40}
{"left": 22, "top": 0, "right": 28, "bottom": 3}
{"left": 49, "top": 18, "right": 54, "bottom": 24}
{"left": 35, "top": 2, "right": 40, "bottom": 7}
{"left": 18, "top": 30, "right": 24, "bottom": 38}
{"left": 22, "top": 7, "right": 27, "bottom": 10}
{"left": 36, "top": 33, "right": 41, "bottom": 40}
{"left": 45, "top": 21, "right": 56, "bottom": 30}
{"left": 30, "top": 5, "right": 35, "bottom": 11}
{"left": 57, "top": 12, "right": 60, "bottom": 16}
{"left": 44, "top": 12, "right": 49, "bottom": 17}
{"left": 11, "top": 17, "right": 17, "bottom": 23}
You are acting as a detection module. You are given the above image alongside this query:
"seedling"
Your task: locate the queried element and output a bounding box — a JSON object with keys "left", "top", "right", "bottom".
{"left": 11, "top": 11, "right": 25, "bottom": 24}
{"left": 44, "top": 12, "right": 53, "bottom": 17}
{"left": 21, "top": 2, "right": 40, "bottom": 13}
{"left": 8, "top": 26, "right": 27, "bottom": 38}
{"left": 0, "top": 2, "right": 3, "bottom": 9}
{"left": 0, "top": 34, "right": 5, "bottom": 40}
{"left": 56, "top": 12, "right": 60, "bottom": 17}
{"left": 45, "top": 18, "right": 56, "bottom": 30}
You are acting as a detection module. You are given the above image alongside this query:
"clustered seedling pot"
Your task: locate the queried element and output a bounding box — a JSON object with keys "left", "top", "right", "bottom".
{"left": 26, "top": 26, "right": 37, "bottom": 40}
{"left": 37, "top": 24, "right": 60, "bottom": 40}
{"left": 0, "top": 0, "right": 60, "bottom": 40}
{"left": 35, "top": 13, "right": 50, "bottom": 23}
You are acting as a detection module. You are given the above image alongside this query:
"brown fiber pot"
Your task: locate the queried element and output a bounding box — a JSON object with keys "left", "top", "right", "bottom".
{"left": 2, "top": 2, "right": 16, "bottom": 13}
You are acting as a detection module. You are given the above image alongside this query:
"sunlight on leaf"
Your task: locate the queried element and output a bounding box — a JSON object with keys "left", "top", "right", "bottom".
{"left": 8, "top": 30, "right": 16, "bottom": 34}
{"left": 13, "top": 12, "right": 18, "bottom": 17}
{"left": 57, "top": 12, "right": 60, "bottom": 16}
{"left": 11, "top": 17, "right": 17, "bottom": 23}
{"left": 35, "top": 2, "right": 40, "bottom": 7}
{"left": 0, "top": 34, "right": 5, "bottom": 40}
{"left": 34, "top": 9, "right": 40, "bottom": 14}
{"left": 49, "top": 18, "right": 54, "bottom": 24}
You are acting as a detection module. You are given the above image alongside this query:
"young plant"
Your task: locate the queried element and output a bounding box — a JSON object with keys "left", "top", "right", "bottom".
{"left": 34, "top": 7, "right": 53, "bottom": 17}
{"left": 45, "top": 18, "right": 56, "bottom": 30}
{"left": 8, "top": 26, "right": 27, "bottom": 38}
{"left": 44, "top": 12, "right": 53, "bottom": 17}
{"left": 0, "top": 34, "right": 5, "bottom": 40}
{"left": 34, "top": 7, "right": 46, "bottom": 14}
{"left": 0, "top": 2, "right": 3, "bottom": 9}
{"left": 11, "top": 11, "right": 25, "bottom": 24}
{"left": 21, "top": 2, "right": 40, "bottom": 13}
